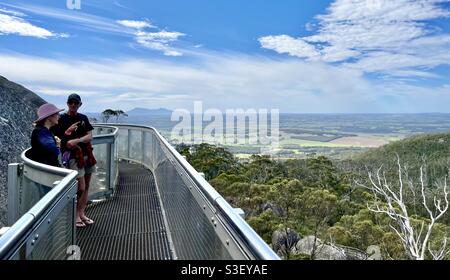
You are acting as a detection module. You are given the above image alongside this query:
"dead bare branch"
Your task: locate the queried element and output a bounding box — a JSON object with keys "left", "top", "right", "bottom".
{"left": 360, "top": 159, "right": 449, "bottom": 260}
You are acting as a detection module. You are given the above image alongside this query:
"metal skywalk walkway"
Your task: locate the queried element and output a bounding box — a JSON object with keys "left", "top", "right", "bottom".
{"left": 77, "top": 162, "right": 172, "bottom": 260}
{"left": 0, "top": 124, "right": 280, "bottom": 260}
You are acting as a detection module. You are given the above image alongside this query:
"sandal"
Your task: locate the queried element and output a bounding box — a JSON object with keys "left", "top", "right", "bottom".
{"left": 81, "top": 217, "right": 94, "bottom": 225}
{"left": 76, "top": 221, "right": 86, "bottom": 228}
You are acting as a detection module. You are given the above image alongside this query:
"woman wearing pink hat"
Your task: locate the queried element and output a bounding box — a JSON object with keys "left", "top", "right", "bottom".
{"left": 30, "top": 103, "right": 64, "bottom": 167}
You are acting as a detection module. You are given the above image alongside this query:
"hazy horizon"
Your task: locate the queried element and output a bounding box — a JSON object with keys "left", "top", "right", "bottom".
{"left": 82, "top": 106, "right": 450, "bottom": 115}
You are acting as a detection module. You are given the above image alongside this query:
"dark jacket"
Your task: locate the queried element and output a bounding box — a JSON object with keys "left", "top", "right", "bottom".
{"left": 30, "top": 126, "right": 61, "bottom": 167}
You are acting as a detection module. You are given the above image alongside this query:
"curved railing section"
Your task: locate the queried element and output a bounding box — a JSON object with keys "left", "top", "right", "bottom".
{"left": 0, "top": 126, "right": 118, "bottom": 260}
{"left": 111, "top": 124, "right": 279, "bottom": 260}
{"left": 0, "top": 150, "right": 78, "bottom": 260}
{"left": 89, "top": 125, "right": 119, "bottom": 200}
{"left": 0, "top": 124, "right": 279, "bottom": 260}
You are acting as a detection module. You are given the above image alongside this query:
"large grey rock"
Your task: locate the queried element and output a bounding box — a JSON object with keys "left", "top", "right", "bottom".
{"left": 293, "top": 235, "right": 347, "bottom": 260}
{"left": 0, "top": 75, "right": 45, "bottom": 227}
{"left": 340, "top": 245, "right": 368, "bottom": 260}
{"left": 271, "top": 228, "right": 300, "bottom": 257}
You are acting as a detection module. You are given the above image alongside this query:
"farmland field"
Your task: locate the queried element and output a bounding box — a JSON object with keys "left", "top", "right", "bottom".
{"left": 92, "top": 112, "right": 450, "bottom": 159}
{"left": 329, "top": 136, "right": 389, "bottom": 147}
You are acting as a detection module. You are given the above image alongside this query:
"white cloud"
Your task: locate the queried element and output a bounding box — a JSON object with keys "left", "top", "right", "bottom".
{"left": 117, "top": 19, "right": 155, "bottom": 30}
{"left": 163, "top": 50, "right": 183, "bottom": 57}
{"left": 0, "top": 7, "right": 25, "bottom": 17}
{"left": 134, "top": 30, "right": 185, "bottom": 56}
{"left": 0, "top": 9, "right": 59, "bottom": 38}
{"left": 136, "top": 30, "right": 185, "bottom": 41}
{"left": 259, "top": 0, "right": 450, "bottom": 77}
{"left": 3, "top": 3, "right": 187, "bottom": 56}
{"left": 2, "top": 3, "right": 133, "bottom": 35}
{"left": 2, "top": 52, "right": 449, "bottom": 113}
{"left": 258, "top": 35, "right": 320, "bottom": 59}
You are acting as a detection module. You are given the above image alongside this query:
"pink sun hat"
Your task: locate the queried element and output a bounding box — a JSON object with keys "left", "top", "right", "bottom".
{"left": 34, "top": 103, "right": 64, "bottom": 123}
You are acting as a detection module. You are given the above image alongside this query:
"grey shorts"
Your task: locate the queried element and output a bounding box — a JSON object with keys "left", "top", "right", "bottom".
{"left": 69, "top": 156, "right": 96, "bottom": 178}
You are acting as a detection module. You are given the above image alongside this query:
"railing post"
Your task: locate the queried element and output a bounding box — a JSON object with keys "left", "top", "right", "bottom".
{"left": 109, "top": 142, "right": 115, "bottom": 192}
{"left": 106, "top": 143, "right": 112, "bottom": 190}
{"left": 127, "top": 129, "right": 132, "bottom": 159}
{"left": 7, "top": 163, "right": 22, "bottom": 226}
{"left": 71, "top": 182, "right": 77, "bottom": 254}
{"left": 141, "top": 131, "right": 146, "bottom": 164}
{"left": 151, "top": 132, "right": 156, "bottom": 170}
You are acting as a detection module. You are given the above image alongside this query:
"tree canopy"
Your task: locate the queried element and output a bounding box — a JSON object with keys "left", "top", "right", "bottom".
{"left": 178, "top": 133, "right": 450, "bottom": 260}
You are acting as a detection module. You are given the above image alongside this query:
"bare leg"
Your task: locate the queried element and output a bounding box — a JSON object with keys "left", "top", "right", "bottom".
{"left": 80, "top": 173, "right": 92, "bottom": 220}
{"left": 76, "top": 177, "right": 86, "bottom": 223}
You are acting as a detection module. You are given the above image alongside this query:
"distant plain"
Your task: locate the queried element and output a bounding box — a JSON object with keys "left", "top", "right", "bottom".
{"left": 88, "top": 111, "right": 450, "bottom": 159}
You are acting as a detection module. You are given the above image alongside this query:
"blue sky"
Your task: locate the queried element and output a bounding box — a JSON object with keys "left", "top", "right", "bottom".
{"left": 1, "top": 0, "right": 450, "bottom": 113}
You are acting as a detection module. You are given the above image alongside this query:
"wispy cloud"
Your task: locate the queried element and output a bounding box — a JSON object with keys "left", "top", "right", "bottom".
{"left": 113, "top": 1, "right": 129, "bottom": 10}
{"left": 117, "top": 19, "right": 155, "bottom": 30}
{"left": 134, "top": 30, "right": 185, "bottom": 56}
{"left": 259, "top": 35, "right": 320, "bottom": 59}
{"left": 2, "top": 52, "right": 450, "bottom": 113}
{"left": 259, "top": 0, "right": 450, "bottom": 77}
{"left": 2, "top": 2, "right": 132, "bottom": 35}
{"left": 2, "top": 2, "right": 187, "bottom": 56}
{"left": 0, "top": 6, "right": 65, "bottom": 38}
{"left": 117, "top": 19, "right": 185, "bottom": 56}
{"left": 0, "top": 7, "right": 25, "bottom": 17}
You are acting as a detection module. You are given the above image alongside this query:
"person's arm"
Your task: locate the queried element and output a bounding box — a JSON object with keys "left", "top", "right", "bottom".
{"left": 67, "top": 130, "right": 92, "bottom": 148}
{"left": 51, "top": 115, "right": 71, "bottom": 150}
{"left": 64, "top": 121, "right": 80, "bottom": 136}
{"left": 78, "top": 130, "right": 93, "bottom": 144}
{"left": 66, "top": 116, "right": 93, "bottom": 148}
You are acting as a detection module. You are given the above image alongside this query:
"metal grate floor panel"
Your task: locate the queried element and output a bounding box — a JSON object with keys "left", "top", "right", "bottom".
{"left": 77, "top": 162, "right": 172, "bottom": 260}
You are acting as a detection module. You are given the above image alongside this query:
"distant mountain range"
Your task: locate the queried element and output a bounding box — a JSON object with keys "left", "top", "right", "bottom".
{"left": 126, "top": 107, "right": 172, "bottom": 115}
{"left": 85, "top": 107, "right": 172, "bottom": 122}
{"left": 84, "top": 107, "right": 175, "bottom": 131}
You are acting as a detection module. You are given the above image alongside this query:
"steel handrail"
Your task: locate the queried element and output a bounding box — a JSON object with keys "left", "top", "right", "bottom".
{"left": 0, "top": 126, "right": 115, "bottom": 259}
{"left": 0, "top": 151, "right": 78, "bottom": 259}
{"left": 92, "top": 125, "right": 119, "bottom": 144}
{"left": 1, "top": 123, "right": 279, "bottom": 260}
{"left": 106, "top": 123, "right": 280, "bottom": 260}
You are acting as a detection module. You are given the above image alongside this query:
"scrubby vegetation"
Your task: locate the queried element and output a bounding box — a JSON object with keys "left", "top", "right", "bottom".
{"left": 177, "top": 133, "right": 450, "bottom": 260}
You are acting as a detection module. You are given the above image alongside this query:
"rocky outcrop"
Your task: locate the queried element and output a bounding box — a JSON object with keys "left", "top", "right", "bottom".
{"left": 271, "top": 228, "right": 300, "bottom": 257}
{"left": 0, "top": 75, "right": 45, "bottom": 227}
{"left": 293, "top": 236, "right": 347, "bottom": 260}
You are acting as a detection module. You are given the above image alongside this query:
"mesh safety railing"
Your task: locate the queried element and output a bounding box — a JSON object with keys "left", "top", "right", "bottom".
{"left": 0, "top": 151, "right": 78, "bottom": 260}
{"left": 0, "top": 124, "right": 279, "bottom": 260}
{"left": 112, "top": 124, "right": 279, "bottom": 260}
{"left": 0, "top": 126, "right": 118, "bottom": 260}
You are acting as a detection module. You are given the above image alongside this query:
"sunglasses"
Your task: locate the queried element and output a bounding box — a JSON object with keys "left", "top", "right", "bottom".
{"left": 68, "top": 101, "right": 81, "bottom": 105}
